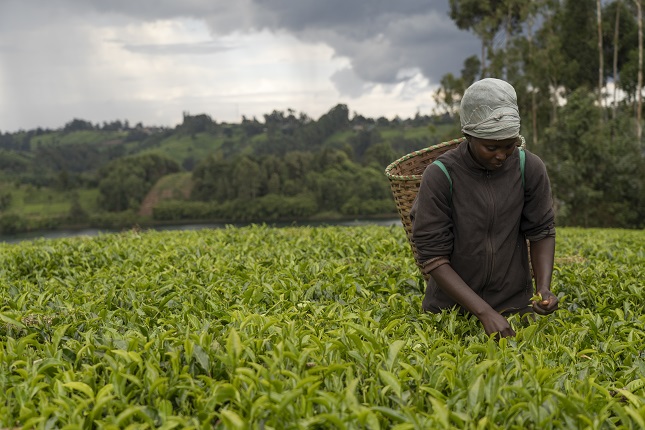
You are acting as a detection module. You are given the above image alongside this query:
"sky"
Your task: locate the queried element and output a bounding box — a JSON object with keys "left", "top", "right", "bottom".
{"left": 0, "top": 0, "right": 480, "bottom": 133}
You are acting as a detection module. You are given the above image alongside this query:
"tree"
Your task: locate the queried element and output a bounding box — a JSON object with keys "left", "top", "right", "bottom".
{"left": 603, "top": 1, "right": 638, "bottom": 101}
{"left": 68, "top": 191, "right": 87, "bottom": 222}
{"left": 560, "top": 0, "right": 598, "bottom": 91}
{"left": 57, "top": 170, "right": 71, "bottom": 190}
{"left": 434, "top": 56, "right": 481, "bottom": 118}
{"left": 0, "top": 192, "right": 12, "bottom": 211}
{"left": 180, "top": 113, "right": 216, "bottom": 135}
{"left": 350, "top": 129, "right": 381, "bottom": 161}
{"left": 528, "top": 0, "right": 570, "bottom": 128}
{"left": 315, "top": 104, "right": 350, "bottom": 140}
{"left": 363, "top": 142, "right": 397, "bottom": 168}
{"left": 486, "top": 0, "right": 526, "bottom": 79}
{"left": 241, "top": 116, "right": 264, "bottom": 137}
{"left": 433, "top": 73, "right": 464, "bottom": 117}
{"left": 635, "top": 0, "right": 643, "bottom": 140}
{"left": 97, "top": 154, "right": 180, "bottom": 212}
{"left": 542, "top": 88, "right": 645, "bottom": 227}
{"left": 461, "top": 55, "right": 481, "bottom": 87}
{"left": 232, "top": 156, "right": 261, "bottom": 200}
{"left": 613, "top": 0, "right": 622, "bottom": 120}
{"left": 63, "top": 118, "right": 94, "bottom": 133}
{"left": 449, "top": 0, "right": 521, "bottom": 77}
{"left": 597, "top": 0, "right": 605, "bottom": 112}
{"left": 191, "top": 155, "right": 234, "bottom": 203}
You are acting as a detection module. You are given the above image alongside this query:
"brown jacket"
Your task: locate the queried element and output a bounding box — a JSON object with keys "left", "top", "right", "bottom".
{"left": 410, "top": 140, "right": 555, "bottom": 314}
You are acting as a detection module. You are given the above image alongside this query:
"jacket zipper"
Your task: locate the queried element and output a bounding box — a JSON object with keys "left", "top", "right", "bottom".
{"left": 483, "top": 170, "right": 495, "bottom": 292}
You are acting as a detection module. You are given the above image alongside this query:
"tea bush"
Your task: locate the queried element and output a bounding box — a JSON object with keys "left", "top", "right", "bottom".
{"left": 0, "top": 226, "right": 643, "bottom": 428}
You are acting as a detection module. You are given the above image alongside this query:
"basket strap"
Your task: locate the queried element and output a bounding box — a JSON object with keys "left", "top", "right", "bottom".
{"left": 432, "top": 160, "right": 452, "bottom": 198}
{"left": 519, "top": 147, "right": 525, "bottom": 189}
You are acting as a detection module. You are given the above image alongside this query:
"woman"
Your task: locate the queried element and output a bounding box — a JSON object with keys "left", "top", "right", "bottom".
{"left": 410, "top": 78, "right": 558, "bottom": 337}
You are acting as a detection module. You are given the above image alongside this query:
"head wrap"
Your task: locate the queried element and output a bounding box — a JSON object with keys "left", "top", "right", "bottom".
{"left": 460, "top": 78, "right": 520, "bottom": 140}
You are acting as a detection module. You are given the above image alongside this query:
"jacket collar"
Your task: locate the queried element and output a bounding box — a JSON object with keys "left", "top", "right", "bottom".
{"left": 458, "top": 139, "right": 518, "bottom": 176}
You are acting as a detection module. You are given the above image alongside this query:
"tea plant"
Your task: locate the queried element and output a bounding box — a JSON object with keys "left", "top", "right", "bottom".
{"left": 0, "top": 225, "right": 643, "bottom": 428}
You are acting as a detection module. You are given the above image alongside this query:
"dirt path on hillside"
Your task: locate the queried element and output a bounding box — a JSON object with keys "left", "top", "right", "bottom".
{"left": 138, "top": 175, "right": 193, "bottom": 217}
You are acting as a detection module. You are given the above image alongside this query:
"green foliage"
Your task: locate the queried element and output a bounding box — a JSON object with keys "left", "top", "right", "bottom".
{"left": 542, "top": 89, "right": 645, "bottom": 228}
{"left": 363, "top": 142, "right": 398, "bottom": 168}
{"left": 152, "top": 200, "right": 215, "bottom": 221}
{"left": 33, "top": 142, "right": 123, "bottom": 174}
{"left": 0, "top": 150, "right": 30, "bottom": 174}
{"left": 0, "top": 213, "right": 65, "bottom": 235}
{"left": 0, "top": 226, "right": 643, "bottom": 427}
{"left": 137, "top": 132, "right": 225, "bottom": 167}
{"left": 63, "top": 118, "right": 95, "bottom": 132}
{"left": 67, "top": 192, "right": 88, "bottom": 223}
{"left": 179, "top": 113, "right": 217, "bottom": 136}
{"left": 0, "top": 103, "right": 472, "bottom": 233}
{"left": 559, "top": 0, "right": 598, "bottom": 91}
{"left": 31, "top": 130, "right": 127, "bottom": 148}
{"left": 2, "top": 185, "right": 81, "bottom": 218}
{"left": 0, "top": 192, "right": 12, "bottom": 211}
{"left": 97, "top": 154, "right": 180, "bottom": 212}
{"left": 601, "top": 1, "right": 639, "bottom": 90}
{"left": 0, "top": 213, "right": 26, "bottom": 234}
{"left": 189, "top": 146, "right": 393, "bottom": 221}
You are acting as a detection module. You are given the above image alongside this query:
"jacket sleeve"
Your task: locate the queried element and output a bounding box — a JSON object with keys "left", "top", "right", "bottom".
{"left": 521, "top": 151, "right": 556, "bottom": 241}
{"left": 410, "top": 162, "right": 454, "bottom": 272}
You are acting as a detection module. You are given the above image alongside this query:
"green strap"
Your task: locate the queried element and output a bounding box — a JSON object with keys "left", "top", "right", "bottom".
{"left": 432, "top": 160, "right": 452, "bottom": 196}
{"left": 519, "top": 147, "right": 525, "bottom": 189}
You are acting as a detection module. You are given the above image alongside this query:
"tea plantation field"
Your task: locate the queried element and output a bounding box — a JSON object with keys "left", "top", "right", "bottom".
{"left": 0, "top": 225, "right": 643, "bottom": 428}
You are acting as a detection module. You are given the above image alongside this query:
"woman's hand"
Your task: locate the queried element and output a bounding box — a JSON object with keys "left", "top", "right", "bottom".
{"left": 429, "top": 264, "right": 518, "bottom": 338}
{"left": 532, "top": 290, "right": 558, "bottom": 315}
{"left": 479, "top": 310, "right": 516, "bottom": 338}
{"left": 530, "top": 237, "right": 557, "bottom": 316}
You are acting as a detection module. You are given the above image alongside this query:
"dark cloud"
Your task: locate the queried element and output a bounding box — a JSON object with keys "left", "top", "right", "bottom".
{"left": 237, "top": 1, "right": 479, "bottom": 85}
{"left": 67, "top": 0, "right": 479, "bottom": 85}
{"left": 246, "top": 0, "right": 431, "bottom": 33}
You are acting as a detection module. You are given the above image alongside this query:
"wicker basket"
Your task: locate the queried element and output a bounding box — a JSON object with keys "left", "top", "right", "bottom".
{"left": 384, "top": 138, "right": 465, "bottom": 280}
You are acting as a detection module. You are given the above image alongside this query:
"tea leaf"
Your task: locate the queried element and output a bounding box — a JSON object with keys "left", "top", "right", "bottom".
{"left": 62, "top": 382, "right": 94, "bottom": 399}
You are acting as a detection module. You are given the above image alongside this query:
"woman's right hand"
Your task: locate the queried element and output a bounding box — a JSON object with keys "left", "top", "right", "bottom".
{"left": 479, "top": 311, "right": 516, "bottom": 338}
{"left": 429, "top": 264, "right": 517, "bottom": 338}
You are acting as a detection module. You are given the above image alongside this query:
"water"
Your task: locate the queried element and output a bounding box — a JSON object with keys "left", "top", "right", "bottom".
{"left": 0, "top": 218, "right": 403, "bottom": 244}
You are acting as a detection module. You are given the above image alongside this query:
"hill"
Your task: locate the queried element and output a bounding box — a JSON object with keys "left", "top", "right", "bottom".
{"left": 0, "top": 106, "right": 460, "bottom": 235}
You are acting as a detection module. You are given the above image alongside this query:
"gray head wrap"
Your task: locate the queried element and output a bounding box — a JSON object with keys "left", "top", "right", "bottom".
{"left": 460, "top": 78, "right": 520, "bottom": 140}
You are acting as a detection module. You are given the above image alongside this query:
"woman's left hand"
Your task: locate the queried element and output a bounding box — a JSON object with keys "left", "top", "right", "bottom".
{"left": 532, "top": 290, "right": 558, "bottom": 315}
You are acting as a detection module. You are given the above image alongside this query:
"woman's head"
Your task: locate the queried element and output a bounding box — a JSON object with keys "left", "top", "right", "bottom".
{"left": 460, "top": 78, "right": 520, "bottom": 141}
{"left": 466, "top": 135, "right": 519, "bottom": 171}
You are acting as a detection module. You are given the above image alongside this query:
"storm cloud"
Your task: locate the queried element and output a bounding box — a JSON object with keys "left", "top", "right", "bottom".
{"left": 0, "top": 0, "right": 479, "bottom": 131}
{"left": 64, "top": 0, "right": 478, "bottom": 86}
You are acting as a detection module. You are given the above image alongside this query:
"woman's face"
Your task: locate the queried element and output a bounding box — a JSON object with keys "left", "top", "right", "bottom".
{"left": 467, "top": 135, "right": 519, "bottom": 171}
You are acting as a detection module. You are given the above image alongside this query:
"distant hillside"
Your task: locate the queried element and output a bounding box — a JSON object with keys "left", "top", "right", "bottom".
{"left": 0, "top": 105, "right": 460, "bottom": 234}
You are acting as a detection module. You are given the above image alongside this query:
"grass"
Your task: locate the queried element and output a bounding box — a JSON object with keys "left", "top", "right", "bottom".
{"left": 29, "top": 130, "right": 128, "bottom": 149}
{"left": 138, "top": 133, "right": 224, "bottom": 164}
{"left": 0, "top": 184, "right": 100, "bottom": 218}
